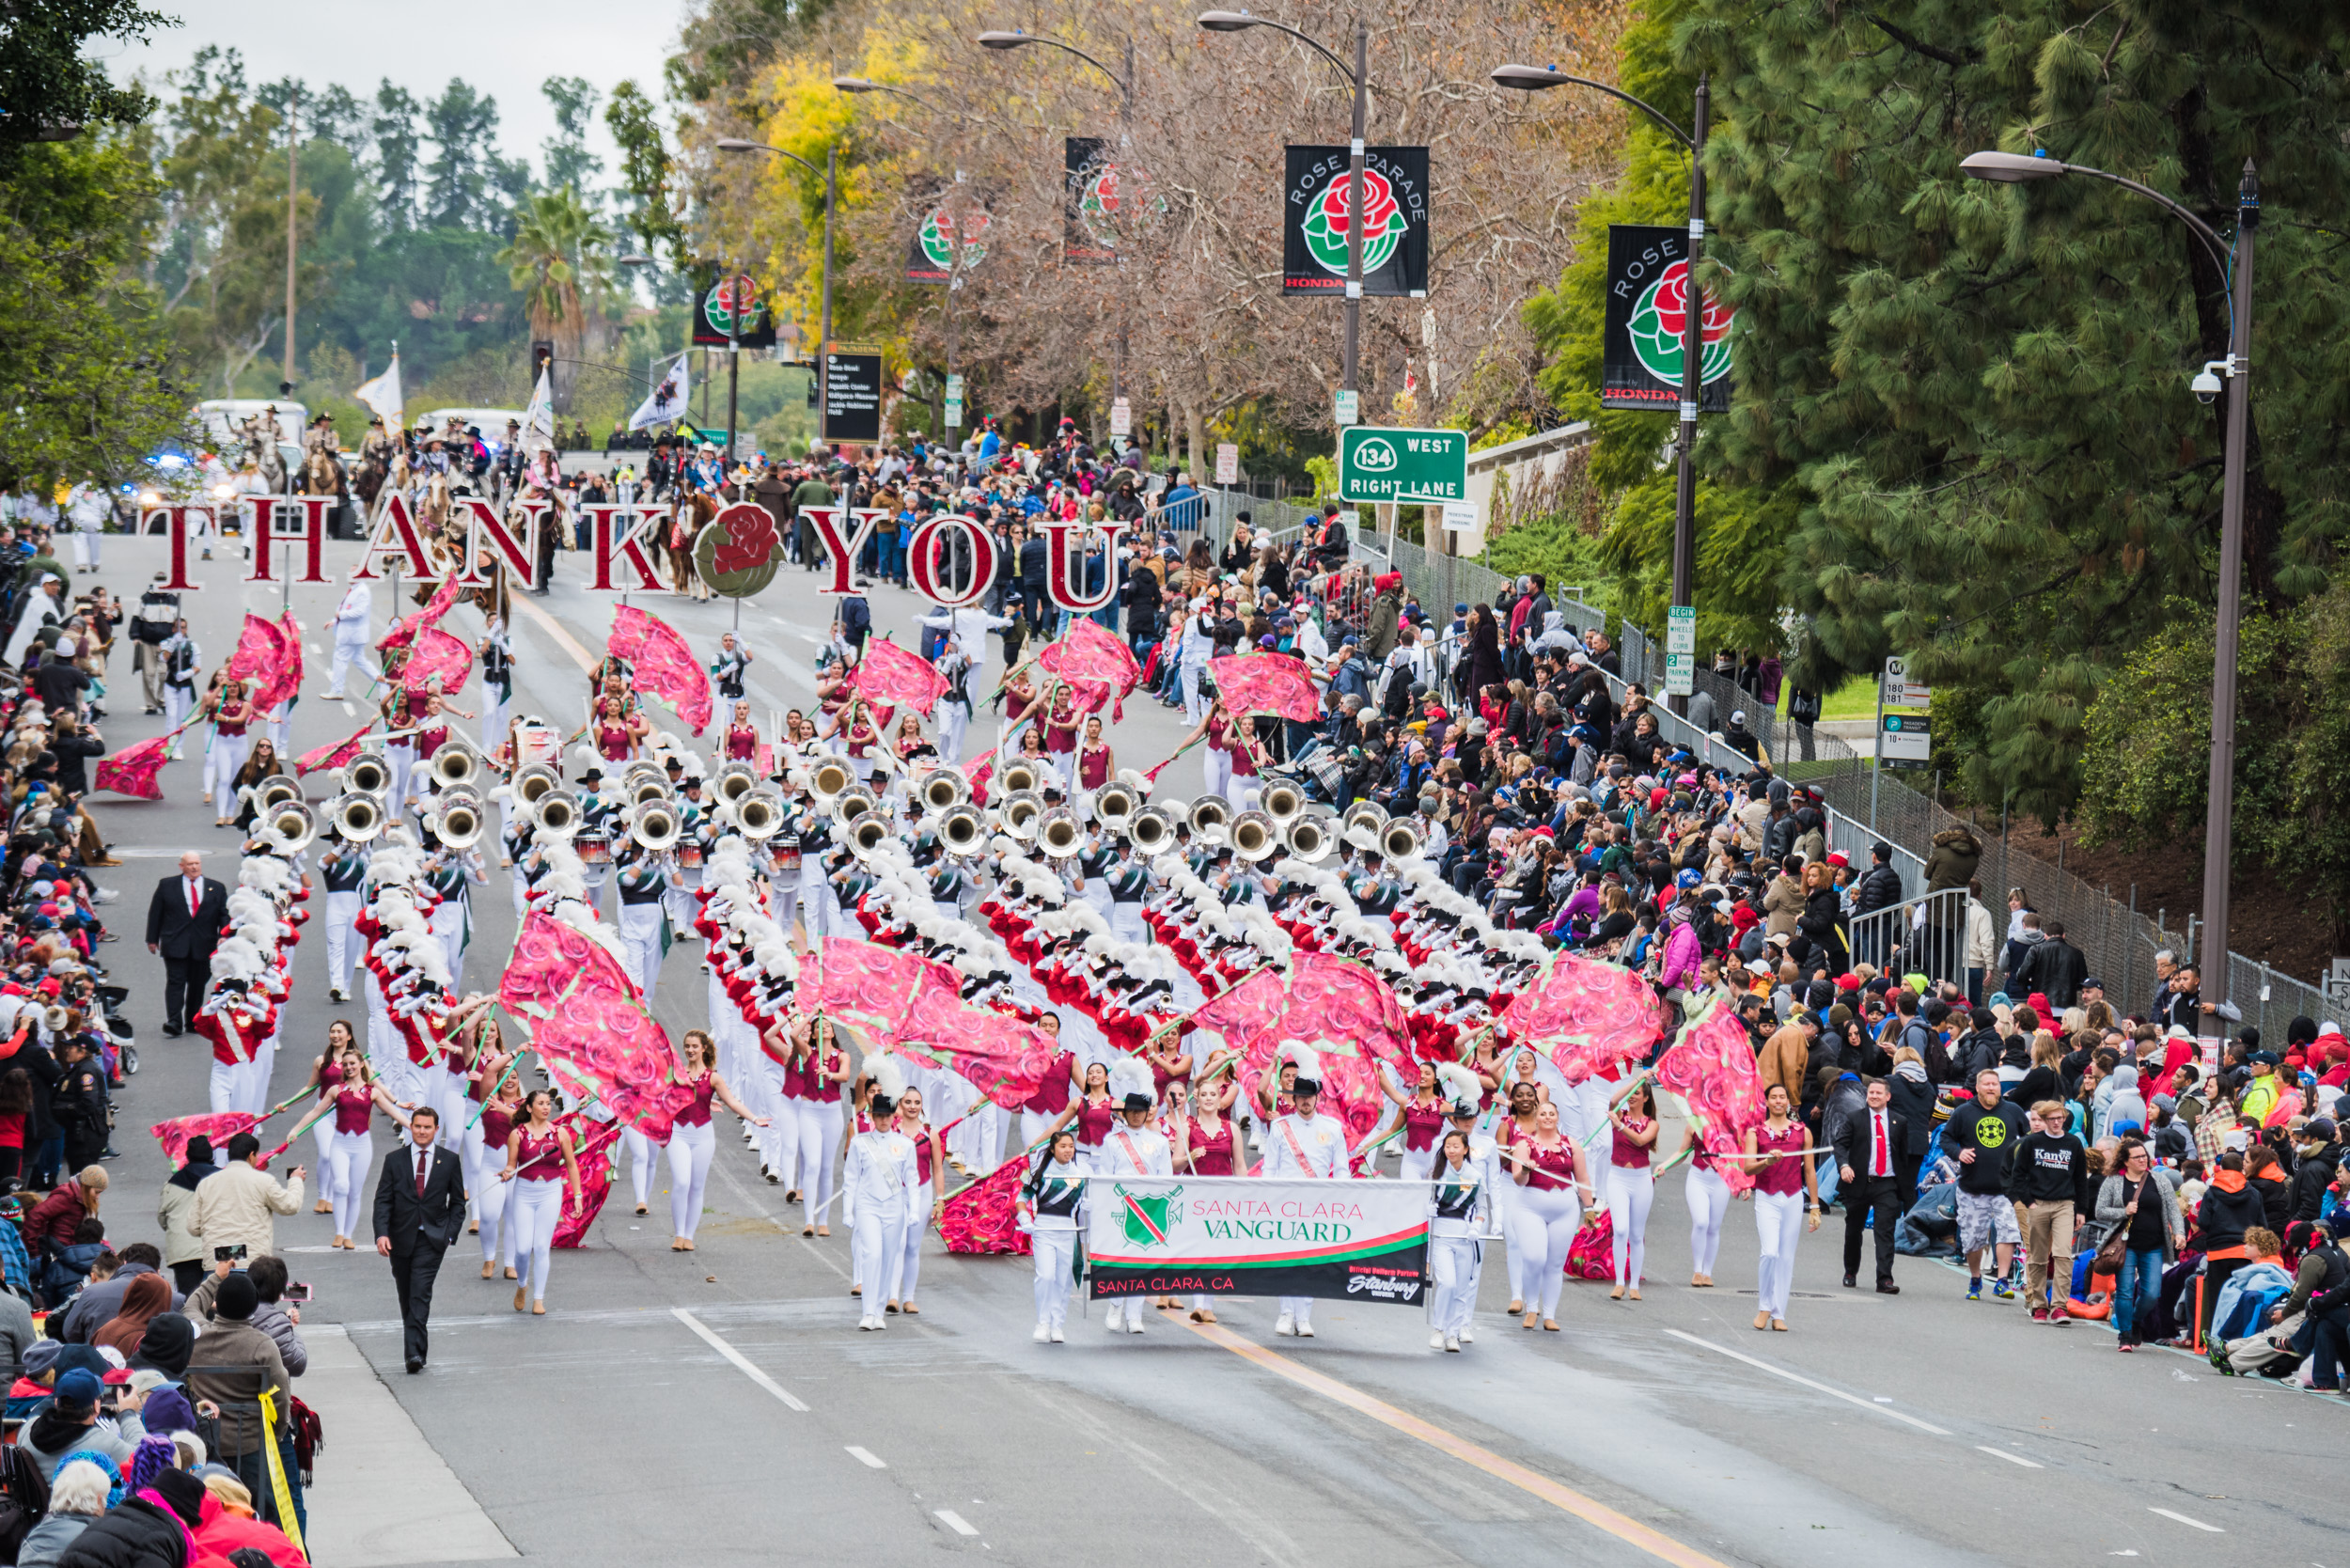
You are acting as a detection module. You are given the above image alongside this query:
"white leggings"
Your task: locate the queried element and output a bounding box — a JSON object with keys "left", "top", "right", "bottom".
{"left": 1430, "top": 1235, "right": 1480, "bottom": 1333}
{"left": 208, "top": 731, "right": 250, "bottom": 819}
{"left": 326, "top": 1129, "right": 373, "bottom": 1240}
{"left": 755, "top": 1059, "right": 796, "bottom": 1178}
{"left": 1685, "top": 1165, "right": 1731, "bottom": 1276}
{"left": 852, "top": 1209, "right": 908, "bottom": 1309}
{"left": 1607, "top": 1165, "right": 1654, "bottom": 1290}
{"left": 623, "top": 1127, "right": 661, "bottom": 1210}
{"left": 310, "top": 1109, "right": 336, "bottom": 1171}
{"left": 510, "top": 1178, "right": 565, "bottom": 1300}
{"left": 1031, "top": 1229, "right": 1077, "bottom": 1327}
{"left": 1509, "top": 1183, "right": 1582, "bottom": 1319}
{"left": 477, "top": 1167, "right": 514, "bottom": 1267}
{"left": 1400, "top": 1143, "right": 1435, "bottom": 1184}
{"left": 792, "top": 1099, "right": 842, "bottom": 1222}
{"left": 897, "top": 1188, "right": 929, "bottom": 1300}
{"left": 1755, "top": 1190, "right": 1806, "bottom": 1319}
{"left": 668, "top": 1121, "right": 715, "bottom": 1240}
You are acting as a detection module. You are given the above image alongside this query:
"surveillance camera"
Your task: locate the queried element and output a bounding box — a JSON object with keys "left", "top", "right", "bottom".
{"left": 2190, "top": 368, "right": 2222, "bottom": 405}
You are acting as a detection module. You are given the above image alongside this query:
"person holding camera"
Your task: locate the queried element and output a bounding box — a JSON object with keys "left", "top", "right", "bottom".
{"left": 187, "top": 1133, "right": 304, "bottom": 1261}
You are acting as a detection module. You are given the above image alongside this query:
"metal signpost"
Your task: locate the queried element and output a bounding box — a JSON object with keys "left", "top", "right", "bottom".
{"left": 1872, "top": 655, "right": 1934, "bottom": 829}
{"left": 1664, "top": 604, "right": 1695, "bottom": 699}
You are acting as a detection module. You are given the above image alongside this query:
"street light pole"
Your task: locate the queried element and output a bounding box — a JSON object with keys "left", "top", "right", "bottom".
{"left": 1961, "top": 148, "right": 2257, "bottom": 1004}
{"left": 1200, "top": 11, "right": 1369, "bottom": 401}
{"left": 714, "top": 137, "right": 838, "bottom": 455}
{"left": 282, "top": 86, "right": 299, "bottom": 392}
{"left": 1491, "top": 62, "right": 1708, "bottom": 713}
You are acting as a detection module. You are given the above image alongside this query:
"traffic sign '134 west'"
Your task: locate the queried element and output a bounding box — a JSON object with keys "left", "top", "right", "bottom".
{"left": 1338, "top": 427, "right": 1465, "bottom": 505}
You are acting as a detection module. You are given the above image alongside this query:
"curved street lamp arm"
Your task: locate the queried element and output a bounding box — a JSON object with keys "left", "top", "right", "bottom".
{"left": 1011, "top": 36, "right": 1131, "bottom": 100}
{"left": 729, "top": 141, "right": 824, "bottom": 180}
{"left": 2064, "top": 163, "right": 2231, "bottom": 272}
{"left": 1508, "top": 71, "right": 1692, "bottom": 149}
{"left": 1234, "top": 19, "right": 1356, "bottom": 90}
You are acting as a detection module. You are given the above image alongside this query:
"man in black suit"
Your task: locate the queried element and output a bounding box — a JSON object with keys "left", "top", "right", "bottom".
{"left": 1832, "top": 1076, "right": 1908, "bottom": 1294}
{"left": 373, "top": 1106, "right": 466, "bottom": 1372}
{"left": 145, "top": 850, "right": 227, "bottom": 1035}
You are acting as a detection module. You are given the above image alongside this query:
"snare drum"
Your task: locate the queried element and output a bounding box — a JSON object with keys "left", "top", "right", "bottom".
{"left": 674, "top": 841, "right": 704, "bottom": 870}
{"left": 769, "top": 834, "right": 802, "bottom": 872}
{"left": 575, "top": 830, "right": 613, "bottom": 866}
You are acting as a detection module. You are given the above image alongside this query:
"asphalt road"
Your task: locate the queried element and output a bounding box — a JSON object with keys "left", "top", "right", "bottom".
{"left": 76, "top": 528, "right": 2342, "bottom": 1568}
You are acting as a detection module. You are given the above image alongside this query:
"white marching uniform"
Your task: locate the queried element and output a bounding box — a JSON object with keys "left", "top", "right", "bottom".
{"left": 1261, "top": 1109, "right": 1353, "bottom": 1333}
{"left": 1022, "top": 1158, "right": 1087, "bottom": 1338}
{"left": 327, "top": 582, "right": 371, "bottom": 698}
{"left": 841, "top": 1127, "right": 920, "bottom": 1324}
{"left": 1092, "top": 1121, "right": 1173, "bottom": 1332}
{"left": 1428, "top": 1144, "right": 1495, "bottom": 1346}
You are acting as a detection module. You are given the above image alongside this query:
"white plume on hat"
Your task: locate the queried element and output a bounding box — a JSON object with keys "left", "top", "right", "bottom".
{"left": 869, "top": 1054, "right": 910, "bottom": 1104}
{"left": 1108, "top": 1057, "right": 1154, "bottom": 1104}
{"left": 1435, "top": 1061, "right": 1482, "bottom": 1116}
{"left": 1277, "top": 1039, "right": 1321, "bottom": 1087}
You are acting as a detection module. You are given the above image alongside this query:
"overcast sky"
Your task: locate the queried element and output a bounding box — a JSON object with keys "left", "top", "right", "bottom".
{"left": 102, "top": 0, "right": 694, "bottom": 178}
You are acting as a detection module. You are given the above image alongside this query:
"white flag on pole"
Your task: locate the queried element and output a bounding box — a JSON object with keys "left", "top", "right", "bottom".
{"left": 629, "top": 353, "right": 691, "bottom": 431}
{"left": 352, "top": 352, "right": 403, "bottom": 430}
{"left": 520, "top": 367, "right": 557, "bottom": 455}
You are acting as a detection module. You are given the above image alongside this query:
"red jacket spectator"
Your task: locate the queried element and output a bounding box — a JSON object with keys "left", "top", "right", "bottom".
{"left": 24, "top": 1172, "right": 102, "bottom": 1251}
{"left": 195, "top": 1482, "right": 309, "bottom": 1565}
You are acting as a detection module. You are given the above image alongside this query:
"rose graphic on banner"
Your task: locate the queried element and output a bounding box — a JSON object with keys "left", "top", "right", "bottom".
{"left": 1038, "top": 619, "right": 1142, "bottom": 719}
{"left": 1628, "top": 259, "right": 1735, "bottom": 387}
{"left": 1499, "top": 951, "right": 1666, "bottom": 1083}
{"left": 608, "top": 604, "right": 713, "bottom": 734}
{"left": 907, "top": 203, "right": 991, "bottom": 284}
{"left": 399, "top": 626, "right": 472, "bottom": 700}
{"left": 499, "top": 911, "right": 695, "bottom": 1142}
{"left": 1302, "top": 168, "right": 1402, "bottom": 275}
{"left": 1653, "top": 995, "right": 1769, "bottom": 1196}
{"left": 1189, "top": 954, "right": 1414, "bottom": 1146}
{"left": 849, "top": 635, "right": 949, "bottom": 718}
{"left": 1206, "top": 651, "right": 1323, "bottom": 724}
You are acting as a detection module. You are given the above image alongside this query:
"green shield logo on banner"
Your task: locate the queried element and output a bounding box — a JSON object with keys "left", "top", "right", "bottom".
{"left": 1116, "top": 1184, "right": 1183, "bottom": 1249}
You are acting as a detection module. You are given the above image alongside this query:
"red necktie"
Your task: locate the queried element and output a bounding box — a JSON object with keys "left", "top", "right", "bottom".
{"left": 415, "top": 1152, "right": 429, "bottom": 1195}
{"left": 1872, "top": 1111, "right": 1889, "bottom": 1177}
{"left": 187, "top": 879, "right": 199, "bottom": 917}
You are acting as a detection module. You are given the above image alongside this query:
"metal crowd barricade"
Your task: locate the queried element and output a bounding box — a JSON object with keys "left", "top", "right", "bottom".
{"left": 1844, "top": 888, "right": 1971, "bottom": 989}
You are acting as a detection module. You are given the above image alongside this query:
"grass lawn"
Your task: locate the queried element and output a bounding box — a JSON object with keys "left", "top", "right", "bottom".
{"left": 1778, "top": 672, "right": 1879, "bottom": 720}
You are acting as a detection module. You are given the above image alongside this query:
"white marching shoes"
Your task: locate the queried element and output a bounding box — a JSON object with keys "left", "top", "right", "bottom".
{"left": 1429, "top": 1331, "right": 1445, "bottom": 1350}
{"left": 1444, "top": 1334, "right": 1461, "bottom": 1353}
{"left": 1274, "top": 1312, "right": 1294, "bottom": 1337}
{"left": 1049, "top": 1326, "right": 1065, "bottom": 1342}
{"left": 1033, "top": 1323, "right": 1049, "bottom": 1342}
{"left": 1296, "top": 1322, "right": 1315, "bottom": 1338}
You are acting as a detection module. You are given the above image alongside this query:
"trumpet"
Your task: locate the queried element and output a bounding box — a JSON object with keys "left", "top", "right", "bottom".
{"left": 832, "top": 785, "right": 878, "bottom": 825}
{"left": 920, "top": 767, "right": 971, "bottom": 811}
{"left": 257, "top": 776, "right": 303, "bottom": 812}
{"left": 939, "top": 802, "right": 987, "bottom": 856}
{"left": 432, "top": 789, "right": 485, "bottom": 849}
{"left": 1283, "top": 814, "right": 1335, "bottom": 862}
{"left": 532, "top": 787, "right": 583, "bottom": 839}
{"left": 343, "top": 748, "right": 392, "bottom": 797}
{"left": 431, "top": 738, "right": 481, "bottom": 790}
{"left": 513, "top": 762, "right": 561, "bottom": 806}
{"left": 1188, "top": 795, "right": 1232, "bottom": 838}
{"left": 848, "top": 814, "right": 892, "bottom": 858}
{"left": 1127, "top": 804, "right": 1177, "bottom": 852}
{"left": 1001, "top": 758, "right": 1041, "bottom": 796}
{"left": 1230, "top": 809, "right": 1277, "bottom": 862}
{"left": 713, "top": 762, "right": 759, "bottom": 804}
{"left": 1261, "top": 779, "right": 1305, "bottom": 823}
{"left": 1000, "top": 789, "right": 1043, "bottom": 840}
{"left": 807, "top": 757, "right": 854, "bottom": 805}
{"left": 736, "top": 787, "right": 785, "bottom": 841}
{"left": 263, "top": 800, "right": 318, "bottom": 855}
{"left": 1093, "top": 779, "right": 1137, "bottom": 827}
{"left": 632, "top": 803, "right": 682, "bottom": 852}
{"left": 328, "top": 792, "right": 386, "bottom": 843}
{"left": 1380, "top": 818, "right": 1422, "bottom": 862}
{"left": 1038, "top": 806, "right": 1082, "bottom": 858}
{"left": 1342, "top": 799, "right": 1389, "bottom": 838}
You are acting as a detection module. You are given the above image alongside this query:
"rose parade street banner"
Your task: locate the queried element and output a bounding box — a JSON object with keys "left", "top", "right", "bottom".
{"left": 1085, "top": 1177, "right": 1429, "bottom": 1305}
{"left": 1601, "top": 223, "right": 1734, "bottom": 413}
{"left": 1281, "top": 146, "right": 1430, "bottom": 298}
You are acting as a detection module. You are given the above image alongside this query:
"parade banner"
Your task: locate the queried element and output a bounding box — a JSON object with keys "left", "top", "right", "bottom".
{"left": 500, "top": 912, "right": 694, "bottom": 1142}
{"left": 382, "top": 574, "right": 463, "bottom": 651}
{"left": 905, "top": 192, "right": 990, "bottom": 284}
{"left": 692, "top": 274, "right": 778, "bottom": 349}
{"left": 1652, "top": 995, "right": 1766, "bottom": 1195}
{"left": 1063, "top": 137, "right": 1117, "bottom": 265}
{"left": 94, "top": 733, "right": 174, "bottom": 800}
{"left": 609, "top": 604, "right": 713, "bottom": 734}
{"left": 1499, "top": 952, "right": 1666, "bottom": 1083}
{"left": 225, "top": 612, "right": 295, "bottom": 696}
{"left": 1206, "top": 651, "right": 1322, "bottom": 724}
{"left": 1601, "top": 224, "right": 1734, "bottom": 413}
{"left": 292, "top": 722, "right": 373, "bottom": 776}
{"left": 812, "top": 938, "right": 1058, "bottom": 1108}
{"left": 399, "top": 626, "right": 472, "bottom": 700}
{"left": 1281, "top": 146, "right": 1430, "bottom": 298}
{"left": 1084, "top": 1176, "right": 1429, "bottom": 1304}
{"left": 255, "top": 610, "right": 304, "bottom": 714}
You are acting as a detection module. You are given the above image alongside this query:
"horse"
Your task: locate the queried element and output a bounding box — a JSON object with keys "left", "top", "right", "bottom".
{"left": 666, "top": 492, "right": 717, "bottom": 600}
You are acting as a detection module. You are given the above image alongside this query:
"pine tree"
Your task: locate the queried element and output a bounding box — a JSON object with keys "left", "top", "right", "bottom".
{"left": 1667, "top": 0, "right": 2350, "bottom": 823}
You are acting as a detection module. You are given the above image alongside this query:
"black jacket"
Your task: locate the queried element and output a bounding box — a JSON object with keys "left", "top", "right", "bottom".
{"left": 55, "top": 1496, "right": 186, "bottom": 1568}
{"left": 2010, "top": 937, "right": 2089, "bottom": 1009}
{"left": 144, "top": 875, "right": 227, "bottom": 961}
{"left": 373, "top": 1141, "right": 467, "bottom": 1252}
{"left": 1886, "top": 1072, "right": 1936, "bottom": 1158}
{"left": 1830, "top": 1105, "right": 1910, "bottom": 1181}
{"left": 2194, "top": 1176, "right": 2266, "bottom": 1254}
{"left": 2004, "top": 1130, "right": 2090, "bottom": 1206}
{"left": 50, "top": 730, "right": 102, "bottom": 797}
{"left": 1854, "top": 862, "right": 1904, "bottom": 916}
{"left": 2291, "top": 1143, "right": 2342, "bottom": 1224}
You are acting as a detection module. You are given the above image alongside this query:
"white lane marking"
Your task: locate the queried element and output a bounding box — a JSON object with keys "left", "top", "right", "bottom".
{"left": 2149, "top": 1508, "right": 2224, "bottom": 1533}
{"left": 934, "top": 1510, "right": 979, "bottom": 1537}
{"left": 1662, "top": 1329, "right": 1952, "bottom": 1435}
{"left": 342, "top": 700, "right": 356, "bottom": 716}
{"left": 670, "top": 1307, "right": 810, "bottom": 1411}
{"left": 306, "top": 641, "right": 322, "bottom": 655}
{"left": 1975, "top": 1446, "right": 2043, "bottom": 1468}
{"left": 845, "top": 1446, "right": 887, "bottom": 1469}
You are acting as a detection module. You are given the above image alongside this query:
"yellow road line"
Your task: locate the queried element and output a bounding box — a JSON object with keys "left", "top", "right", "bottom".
{"left": 510, "top": 590, "right": 601, "bottom": 674}
{"left": 1175, "top": 1317, "right": 1729, "bottom": 1568}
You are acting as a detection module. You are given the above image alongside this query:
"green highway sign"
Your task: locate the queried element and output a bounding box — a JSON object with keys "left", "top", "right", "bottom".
{"left": 1338, "top": 426, "right": 1467, "bottom": 504}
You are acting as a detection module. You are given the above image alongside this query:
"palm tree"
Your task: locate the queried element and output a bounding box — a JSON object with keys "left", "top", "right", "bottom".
{"left": 498, "top": 186, "right": 613, "bottom": 412}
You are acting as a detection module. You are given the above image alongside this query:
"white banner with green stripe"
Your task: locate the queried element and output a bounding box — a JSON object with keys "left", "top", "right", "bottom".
{"left": 1085, "top": 1177, "right": 1430, "bottom": 1306}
